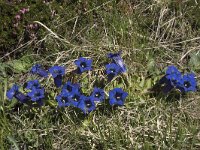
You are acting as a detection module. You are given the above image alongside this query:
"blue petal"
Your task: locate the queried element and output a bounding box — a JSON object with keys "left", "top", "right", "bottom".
{"left": 26, "top": 80, "right": 41, "bottom": 90}
{"left": 107, "top": 51, "right": 127, "bottom": 73}
{"left": 68, "top": 91, "right": 82, "bottom": 107}
{"left": 105, "top": 63, "right": 121, "bottom": 80}
{"left": 109, "top": 97, "right": 117, "bottom": 106}
{"left": 177, "top": 73, "right": 197, "bottom": 92}
{"left": 6, "top": 84, "right": 19, "bottom": 100}
{"left": 116, "top": 100, "right": 124, "bottom": 106}
{"left": 109, "top": 88, "right": 128, "bottom": 106}
{"left": 15, "top": 92, "right": 29, "bottom": 103}
{"left": 56, "top": 93, "right": 72, "bottom": 107}
{"left": 28, "top": 88, "right": 45, "bottom": 101}
{"left": 77, "top": 96, "right": 95, "bottom": 114}
{"left": 49, "top": 66, "right": 65, "bottom": 78}
{"left": 77, "top": 99, "right": 86, "bottom": 114}
{"left": 166, "top": 66, "right": 180, "bottom": 75}
{"left": 31, "top": 64, "right": 48, "bottom": 78}
{"left": 62, "top": 81, "right": 80, "bottom": 94}
{"left": 54, "top": 75, "right": 62, "bottom": 87}
{"left": 56, "top": 95, "right": 64, "bottom": 107}
{"left": 38, "top": 68, "right": 48, "bottom": 77}
{"left": 91, "top": 87, "right": 105, "bottom": 102}
{"left": 6, "top": 90, "right": 16, "bottom": 100}
{"left": 31, "top": 64, "right": 41, "bottom": 74}
{"left": 75, "top": 57, "right": 93, "bottom": 74}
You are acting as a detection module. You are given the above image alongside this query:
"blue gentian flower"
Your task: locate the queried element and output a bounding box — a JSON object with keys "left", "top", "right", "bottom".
{"left": 109, "top": 88, "right": 128, "bottom": 106}
{"left": 6, "top": 84, "right": 19, "bottom": 100}
{"left": 159, "top": 66, "right": 182, "bottom": 94}
{"left": 28, "top": 88, "right": 45, "bottom": 101}
{"left": 74, "top": 57, "right": 92, "bottom": 74}
{"left": 56, "top": 92, "right": 72, "bottom": 107}
{"left": 164, "top": 73, "right": 182, "bottom": 94}
{"left": 6, "top": 84, "right": 29, "bottom": 103}
{"left": 26, "top": 80, "right": 41, "bottom": 90}
{"left": 90, "top": 87, "right": 105, "bottom": 102}
{"left": 31, "top": 64, "right": 48, "bottom": 77}
{"left": 77, "top": 96, "right": 96, "bottom": 114}
{"left": 105, "top": 63, "right": 121, "bottom": 80}
{"left": 49, "top": 66, "right": 65, "bottom": 78}
{"left": 68, "top": 91, "right": 82, "bottom": 107}
{"left": 15, "top": 92, "right": 30, "bottom": 103}
{"left": 49, "top": 66, "right": 65, "bottom": 87}
{"left": 177, "top": 73, "right": 197, "bottom": 92}
{"left": 61, "top": 81, "right": 80, "bottom": 94}
{"left": 156, "top": 66, "right": 198, "bottom": 94}
{"left": 107, "top": 51, "right": 127, "bottom": 73}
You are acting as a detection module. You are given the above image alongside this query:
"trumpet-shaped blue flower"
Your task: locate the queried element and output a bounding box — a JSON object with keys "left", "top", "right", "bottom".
{"left": 177, "top": 73, "right": 197, "bottom": 92}
{"left": 28, "top": 88, "right": 45, "bottom": 101}
{"left": 6, "top": 84, "right": 19, "bottom": 100}
{"left": 77, "top": 96, "right": 96, "bottom": 114}
{"left": 107, "top": 51, "right": 127, "bottom": 73}
{"left": 15, "top": 93, "right": 30, "bottom": 103}
{"left": 7, "top": 84, "right": 29, "bottom": 103}
{"left": 105, "top": 63, "right": 121, "bottom": 80}
{"left": 31, "top": 64, "right": 48, "bottom": 77}
{"left": 26, "top": 80, "right": 41, "bottom": 90}
{"left": 75, "top": 57, "right": 92, "bottom": 74}
{"left": 158, "top": 66, "right": 182, "bottom": 94}
{"left": 56, "top": 92, "right": 72, "bottom": 107}
{"left": 49, "top": 66, "right": 65, "bottom": 87}
{"left": 68, "top": 91, "right": 82, "bottom": 107}
{"left": 61, "top": 81, "right": 80, "bottom": 94}
{"left": 49, "top": 66, "right": 65, "bottom": 78}
{"left": 106, "top": 63, "right": 120, "bottom": 76}
{"left": 109, "top": 88, "right": 128, "bottom": 106}
{"left": 90, "top": 87, "right": 105, "bottom": 102}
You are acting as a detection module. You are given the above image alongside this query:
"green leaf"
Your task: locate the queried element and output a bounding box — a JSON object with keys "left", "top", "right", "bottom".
{"left": 7, "top": 136, "right": 19, "bottom": 150}
{"left": 145, "top": 78, "right": 152, "bottom": 89}
{"left": 189, "top": 52, "right": 200, "bottom": 70}
{"left": 6, "top": 56, "right": 33, "bottom": 73}
{"left": 139, "top": 77, "right": 145, "bottom": 88}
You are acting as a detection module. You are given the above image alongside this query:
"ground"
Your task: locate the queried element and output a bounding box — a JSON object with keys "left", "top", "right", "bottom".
{"left": 0, "top": 1, "right": 200, "bottom": 149}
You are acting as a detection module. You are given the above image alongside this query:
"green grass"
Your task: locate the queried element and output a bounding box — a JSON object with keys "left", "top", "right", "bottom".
{"left": 0, "top": 0, "right": 200, "bottom": 149}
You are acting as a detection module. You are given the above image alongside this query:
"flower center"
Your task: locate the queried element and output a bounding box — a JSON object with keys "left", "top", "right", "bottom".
{"left": 33, "top": 83, "right": 38, "bottom": 86}
{"left": 110, "top": 69, "right": 115, "bottom": 73}
{"left": 184, "top": 81, "right": 191, "bottom": 88}
{"left": 85, "top": 100, "right": 92, "bottom": 108}
{"left": 61, "top": 97, "right": 69, "bottom": 103}
{"left": 80, "top": 62, "right": 87, "bottom": 68}
{"left": 34, "top": 92, "right": 41, "bottom": 97}
{"left": 95, "top": 92, "right": 100, "bottom": 98}
{"left": 115, "top": 93, "right": 122, "bottom": 101}
{"left": 66, "top": 85, "right": 72, "bottom": 92}
{"left": 72, "top": 95, "right": 80, "bottom": 102}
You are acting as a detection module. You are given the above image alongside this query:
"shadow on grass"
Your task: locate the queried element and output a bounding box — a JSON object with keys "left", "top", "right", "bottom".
{"left": 149, "top": 83, "right": 183, "bottom": 102}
